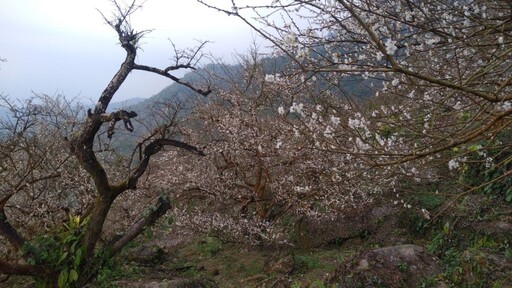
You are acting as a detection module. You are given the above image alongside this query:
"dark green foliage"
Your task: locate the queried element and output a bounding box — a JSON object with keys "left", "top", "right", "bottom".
{"left": 293, "top": 254, "right": 323, "bottom": 274}
{"left": 459, "top": 138, "right": 512, "bottom": 203}
{"left": 21, "top": 215, "right": 89, "bottom": 288}
{"left": 195, "top": 237, "right": 223, "bottom": 257}
{"left": 22, "top": 235, "right": 62, "bottom": 267}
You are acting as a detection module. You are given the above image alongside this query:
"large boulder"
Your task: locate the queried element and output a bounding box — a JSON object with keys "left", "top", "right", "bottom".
{"left": 329, "top": 244, "right": 442, "bottom": 287}
{"left": 127, "top": 243, "right": 167, "bottom": 265}
{"left": 113, "top": 278, "right": 217, "bottom": 288}
{"left": 263, "top": 254, "right": 295, "bottom": 275}
{"left": 294, "top": 201, "right": 405, "bottom": 249}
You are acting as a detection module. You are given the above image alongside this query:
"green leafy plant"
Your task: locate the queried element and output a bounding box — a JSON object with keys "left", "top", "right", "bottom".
{"left": 21, "top": 214, "right": 89, "bottom": 288}
{"left": 427, "top": 221, "right": 451, "bottom": 254}
{"left": 94, "top": 258, "right": 136, "bottom": 288}
{"left": 397, "top": 262, "right": 408, "bottom": 272}
{"left": 196, "top": 236, "right": 223, "bottom": 257}
{"left": 294, "top": 254, "right": 322, "bottom": 274}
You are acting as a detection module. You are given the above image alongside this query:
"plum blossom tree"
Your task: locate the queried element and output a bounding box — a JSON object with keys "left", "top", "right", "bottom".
{"left": 147, "top": 51, "right": 400, "bottom": 245}
{"left": 196, "top": 0, "right": 512, "bottom": 208}
{"left": 0, "top": 1, "right": 209, "bottom": 286}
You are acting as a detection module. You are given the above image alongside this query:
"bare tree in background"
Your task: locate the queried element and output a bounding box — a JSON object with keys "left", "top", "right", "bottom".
{"left": 0, "top": 1, "right": 209, "bottom": 286}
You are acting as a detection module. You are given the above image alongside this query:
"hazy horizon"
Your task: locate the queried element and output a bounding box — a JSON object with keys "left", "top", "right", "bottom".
{"left": 0, "top": 0, "right": 261, "bottom": 102}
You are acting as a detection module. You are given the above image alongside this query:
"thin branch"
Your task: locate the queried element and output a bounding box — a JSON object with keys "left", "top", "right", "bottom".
{"left": 196, "top": 0, "right": 305, "bottom": 71}
{"left": 336, "top": 0, "right": 505, "bottom": 102}
{"left": 112, "top": 138, "right": 204, "bottom": 194}
{"left": 133, "top": 64, "right": 211, "bottom": 96}
{"left": 374, "top": 110, "right": 512, "bottom": 166}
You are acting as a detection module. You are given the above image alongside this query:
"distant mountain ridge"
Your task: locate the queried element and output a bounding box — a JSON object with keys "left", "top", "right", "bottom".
{"left": 107, "top": 97, "right": 146, "bottom": 112}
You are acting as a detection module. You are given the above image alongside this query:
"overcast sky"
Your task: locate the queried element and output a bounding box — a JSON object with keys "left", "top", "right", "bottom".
{"left": 0, "top": 0, "right": 259, "bottom": 103}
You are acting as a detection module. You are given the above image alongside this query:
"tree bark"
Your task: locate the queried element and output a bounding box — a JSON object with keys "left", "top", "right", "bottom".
{"left": 0, "top": 210, "right": 24, "bottom": 250}
{"left": 0, "top": 194, "right": 25, "bottom": 250}
{"left": 70, "top": 24, "right": 138, "bottom": 258}
{"left": 67, "top": 1, "right": 207, "bottom": 279}
{"left": 110, "top": 195, "right": 171, "bottom": 255}
{"left": 0, "top": 261, "right": 48, "bottom": 278}
{"left": 82, "top": 194, "right": 115, "bottom": 258}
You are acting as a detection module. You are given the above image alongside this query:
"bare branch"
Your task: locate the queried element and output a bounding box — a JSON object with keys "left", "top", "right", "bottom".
{"left": 98, "top": 0, "right": 151, "bottom": 49}
{"left": 110, "top": 195, "right": 171, "bottom": 255}
{"left": 116, "top": 138, "right": 205, "bottom": 192}
{"left": 133, "top": 64, "right": 211, "bottom": 96}
{"left": 88, "top": 109, "right": 138, "bottom": 139}
{"left": 166, "top": 40, "right": 210, "bottom": 71}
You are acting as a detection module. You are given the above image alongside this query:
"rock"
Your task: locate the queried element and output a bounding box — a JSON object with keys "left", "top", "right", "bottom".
{"left": 209, "top": 267, "right": 220, "bottom": 276}
{"left": 294, "top": 207, "right": 370, "bottom": 249}
{"left": 329, "top": 244, "right": 442, "bottom": 288}
{"left": 470, "top": 220, "right": 512, "bottom": 241}
{"left": 113, "top": 278, "right": 217, "bottom": 288}
{"left": 454, "top": 194, "right": 512, "bottom": 242}
{"left": 263, "top": 254, "right": 295, "bottom": 275}
{"left": 457, "top": 249, "right": 512, "bottom": 287}
{"left": 127, "top": 243, "right": 166, "bottom": 265}
{"left": 294, "top": 201, "right": 404, "bottom": 249}
{"left": 166, "top": 278, "right": 217, "bottom": 288}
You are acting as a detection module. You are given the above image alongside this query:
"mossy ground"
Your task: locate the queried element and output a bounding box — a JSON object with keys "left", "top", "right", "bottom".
{"left": 96, "top": 236, "right": 356, "bottom": 287}
{"left": 2, "top": 191, "right": 511, "bottom": 288}
{"left": 100, "top": 191, "right": 511, "bottom": 288}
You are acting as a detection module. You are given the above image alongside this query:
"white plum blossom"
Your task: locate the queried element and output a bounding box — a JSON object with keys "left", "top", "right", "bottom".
{"left": 348, "top": 115, "right": 368, "bottom": 129}
{"left": 265, "top": 74, "right": 276, "bottom": 82}
{"left": 423, "top": 113, "right": 431, "bottom": 129}
{"left": 324, "top": 126, "right": 334, "bottom": 138}
{"left": 453, "top": 101, "right": 462, "bottom": 111}
{"left": 385, "top": 38, "right": 398, "bottom": 55}
{"left": 485, "top": 157, "right": 493, "bottom": 169}
{"left": 375, "top": 134, "right": 385, "bottom": 146}
{"left": 284, "top": 33, "right": 298, "bottom": 45}
{"left": 375, "top": 51, "right": 384, "bottom": 61}
{"left": 355, "top": 137, "right": 370, "bottom": 151}
{"left": 265, "top": 74, "right": 282, "bottom": 83}
{"left": 296, "top": 48, "right": 309, "bottom": 59}
{"left": 330, "top": 115, "right": 340, "bottom": 125}
{"left": 448, "top": 159, "right": 460, "bottom": 170}
{"left": 421, "top": 209, "right": 431, "bottom": 220}
{"left": 500, "top": 101, "right": 512, "bottom": 111}
{"left": 289, "top": 102, "right": 305, "bottom": 116}
{"left": 169, "top": 0, "right": 512, "bottom": 246}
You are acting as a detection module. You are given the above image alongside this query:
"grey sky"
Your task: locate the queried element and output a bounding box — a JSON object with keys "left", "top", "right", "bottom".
{"left": 0, "top": 0, "right": 258, "bottom": 102}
